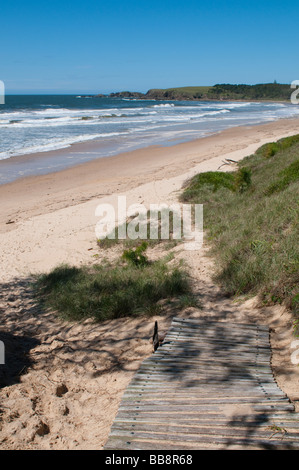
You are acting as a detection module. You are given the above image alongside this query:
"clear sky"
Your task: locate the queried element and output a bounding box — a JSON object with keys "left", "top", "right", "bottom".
{"left": 1, "top": 0, "right": 298, "bottom": 94}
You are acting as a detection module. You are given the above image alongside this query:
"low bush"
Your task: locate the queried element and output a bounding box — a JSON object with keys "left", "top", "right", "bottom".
{"left": 34, "top": 256, "right": 193, "bottom": 322}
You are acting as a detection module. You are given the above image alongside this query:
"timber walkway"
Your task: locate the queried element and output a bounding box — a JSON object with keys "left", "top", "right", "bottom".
{"left": 105, "top": 317, "right": 299, "bottom": 450}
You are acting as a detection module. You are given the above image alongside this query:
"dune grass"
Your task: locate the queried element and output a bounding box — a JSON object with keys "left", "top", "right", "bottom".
{"left": 180, "top": 135, "right": 299, "bottom": 315}
{"left": 33, "top": 252, "right": 194, "bottom": 322}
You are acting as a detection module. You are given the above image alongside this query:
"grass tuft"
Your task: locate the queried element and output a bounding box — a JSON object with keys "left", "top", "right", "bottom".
{"left": 33, "top": 255, "right": 193, "bottom": 322}
{"left": 180, "top": 168, "right": 252, "bottom": 203}
{"left": 265, "top": 159, "right": 299, "bottom": 195}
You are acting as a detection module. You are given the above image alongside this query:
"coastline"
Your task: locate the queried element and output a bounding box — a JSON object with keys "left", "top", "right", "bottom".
{"left": 1, "top": 97, "right": 298, "bottom": 186}
{"left": 1, "top": 116, "right": 299, "bottom": 449}
{"left": 1, "top": 117, "right": 299, "bottom": 235}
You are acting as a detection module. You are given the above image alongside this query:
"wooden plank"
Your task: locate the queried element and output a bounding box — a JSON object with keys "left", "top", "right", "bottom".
{"left": 155, "top": 344, "right": 271, "bottom": 354}
{"left": 144, "top": 358, "right": 272, "bottom": 366}
{"left": 165, "top": 330, "right": 269, "bottom": 340}
{"left": 140, "top": 363, "right": 273, "bottom": 373}
{"left": 138, "top": 362, "right": 274, "bottom": 373}
{"left": 115, "top": 409, "right": 299, "bottom": 420}
{"left": 106, "top": 431, "right": 299, "bottom": 449}
{"left": 119, "top": 401, "right": 294, "bottom": 413}
{"left": 130, "top": 374, "right": 276, "bottom": 382}
{"left": 125, "top": 380, "right": 282, "bottom": 388}
{"left": 110, "top": 422, "right": 299, "bottom": 440}
{"left": 124, "top": 391, "right": 285, "bottom": 399}
{"left": 109, "top": 428, "right": 299, "bottom": 443}
{"left": 124, "top": 390, "right": 286, "bottom": 398}
{"left": 104, "top": 438, "right": 211, "bottom": 450}
{"left": 151, "top": 351, "right": 271, "bottom": 361}
{"left": 114, "top": 411, "right": 298, "bottom": 425}
{"left": 166, "top": 328, "right": 268, "bottom": 339}
{"left": 120, "top": 398, "right": 290, "bottom": 406}
{"left": 139, "top": 364, "right": 274, "bottom": 375}
{"left": 132, "top": 374, "right": 275, "bottom": 383}
{"left": 123, "top": 391, "right": 286, "bottom": 398}
{"left": 166, "top": 325, "right": 268, "bottom": 334}
{"left": 159, "top": 341, "right": 270, "bottom": 350}
{"left": 171, "top": 317, "right": 269, "bottom": 331}
{"left": 154, "top": 344, "right": 270, "bottom": 352}
{"left": 135, "top": 370, "right": 274, "bottom": 380}
{"left": 113, "top": 417, "right": 299, "bottom": 429}
{"left": 155, "top": 347, "right": 271, "bottom": 357}
{"left": 164, "top": 336, "right": 269, "bottom": 345}
{"left": 167, "top": 331, "right": 268, "bottom": 340}
{"left": 125, "top": 387, "right": 284, "bottom": 395}
{"left": 152, "top": 351, "right": 271, "bottom": 358}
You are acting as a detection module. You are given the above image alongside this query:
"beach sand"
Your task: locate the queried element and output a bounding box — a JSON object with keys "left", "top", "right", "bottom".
{"left": 0, "top": 118, "right": 299, "bottom": 449}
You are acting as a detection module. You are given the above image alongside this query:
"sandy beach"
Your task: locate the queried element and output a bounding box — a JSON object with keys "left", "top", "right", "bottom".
{"left": 1, "top": 117, "right": 299, "bottom": 449}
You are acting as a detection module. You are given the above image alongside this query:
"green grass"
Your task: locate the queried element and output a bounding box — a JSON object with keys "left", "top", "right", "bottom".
{"left": 265, "top": 160, "right": 299, "bottom": 195}
{"left": 180, "top": 167, "right": 252, "bottom": 202}
{"left": 255, "top": 135, "right": 299, "bottom": 159}
{"left": 163, "top": 86, "right": 212, "bottom": 98}
{"left": 180, "top": 135, "right": 299, "bottom": 315}
{"left": 33, "top": 254, "right": 194, "bottom": 322}
{"left": 145, "top": 86, "right": 212, "bottom": 100}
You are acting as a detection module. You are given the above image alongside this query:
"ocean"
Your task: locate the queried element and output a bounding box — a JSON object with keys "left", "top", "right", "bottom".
{"left": 0, "top": 95, "right": 299, "bottom": 184}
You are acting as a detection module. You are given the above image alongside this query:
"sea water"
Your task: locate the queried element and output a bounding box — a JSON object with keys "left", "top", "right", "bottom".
{"left": 0, "top": 95, "right": 298, "bottom": 184}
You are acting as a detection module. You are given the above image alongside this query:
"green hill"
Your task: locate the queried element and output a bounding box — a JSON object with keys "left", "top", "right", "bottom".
{"left": 144, "top": 86, "right": 212, "bottom": 100}
{"left": 105, "top": 83, "right": 293, "bottom": 102}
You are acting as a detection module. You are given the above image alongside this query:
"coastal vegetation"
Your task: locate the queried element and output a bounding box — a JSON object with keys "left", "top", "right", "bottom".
{"left": 180, "top": 135, "right": 299, "bottom": 315}
{"left": 33, "top": 249, "right": 194, "bottom": 322}
{"left": 33, "top": 135, "right": 298, "bottom": 323}
{"left": 99, "top": 83, "right": 293, "bottom": 102}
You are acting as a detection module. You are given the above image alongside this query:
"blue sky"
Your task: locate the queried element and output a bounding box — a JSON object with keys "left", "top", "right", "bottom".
{"left": 1, "top": 0, "right": 298, "bottom": 94}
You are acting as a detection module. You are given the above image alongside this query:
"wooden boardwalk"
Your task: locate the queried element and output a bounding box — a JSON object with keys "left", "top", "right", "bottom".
{"left": 105, "top": 317, "right": 299, "bottom": 450}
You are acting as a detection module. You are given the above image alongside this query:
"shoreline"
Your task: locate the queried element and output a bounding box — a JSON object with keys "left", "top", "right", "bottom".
{"left": 0, "top": 99, "right": 297, "bottom": 185}
{"left": 1, "top": 117, "right": 299, "bottom": 235}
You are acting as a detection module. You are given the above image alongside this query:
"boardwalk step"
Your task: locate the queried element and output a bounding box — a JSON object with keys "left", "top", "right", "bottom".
{"left": 104, "top": 318, "right": 298, "bottom": 450}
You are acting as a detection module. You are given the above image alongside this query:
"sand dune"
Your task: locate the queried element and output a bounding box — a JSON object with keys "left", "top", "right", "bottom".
{"left": 0, "top": 118, "right": 299, "bottom": 449}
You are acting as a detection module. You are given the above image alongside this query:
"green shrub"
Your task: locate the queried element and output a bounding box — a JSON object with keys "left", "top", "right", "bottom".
{"left": 180, "top": 172, "right": 235, "bottom": 202}
{"left": 256, "top": 135, "right": 299, "bottom": 159}
{"left": 33, "top": 257, "right": 193, "bottom": 322}
{"left": 122, "top": 242, "right": 149, "bottom": 267}
{"left": 234, "top": 167, "right": 252, "bottom": 193}
{"left": 180, "top": 167, "right": 252, "bottom": 203}
{"left": 257, "top": 142, "right": 280, "bottom": 158}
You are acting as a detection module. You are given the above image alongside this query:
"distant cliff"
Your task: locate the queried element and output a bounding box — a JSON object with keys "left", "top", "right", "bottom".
{"left": 108, "top": 91, "right": 145, "bottom": 99}
{"left": 95, "top": 83, "right": 292, "bottom": 102}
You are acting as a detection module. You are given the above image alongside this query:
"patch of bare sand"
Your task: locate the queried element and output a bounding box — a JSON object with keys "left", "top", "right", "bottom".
{"left": 0, "top": 276, "right": 173, "bottom": 449}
